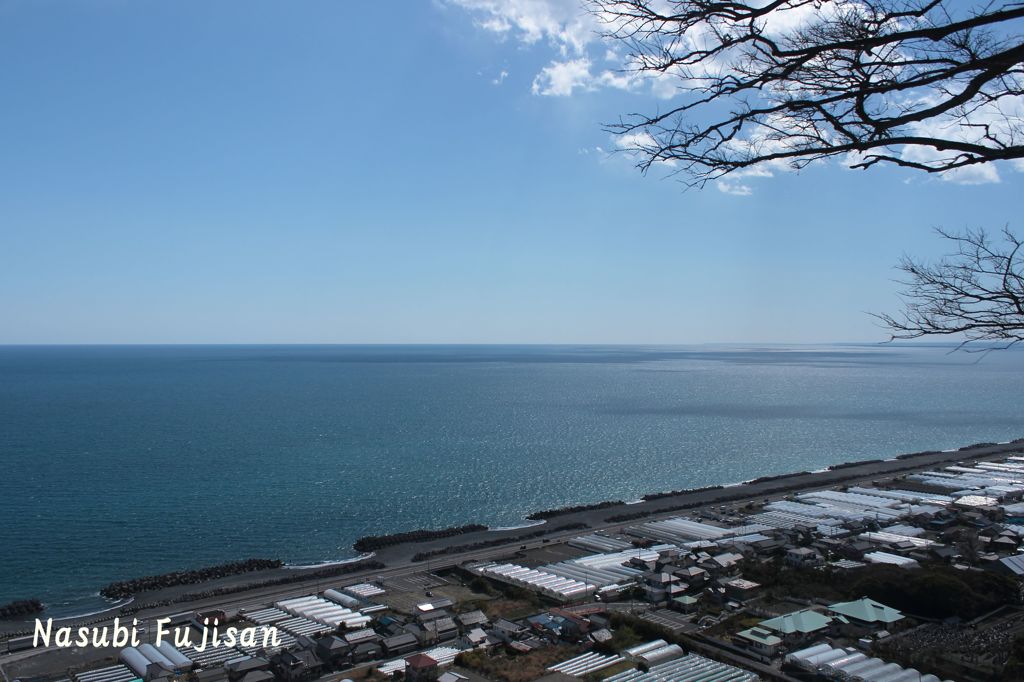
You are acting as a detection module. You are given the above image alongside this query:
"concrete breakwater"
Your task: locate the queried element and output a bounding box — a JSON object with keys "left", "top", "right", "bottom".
{"left": 351, "top": 524, "right": 488, "bottom": 553}
{"left": 99, "top": 559, "right": 284, "bottom": 600}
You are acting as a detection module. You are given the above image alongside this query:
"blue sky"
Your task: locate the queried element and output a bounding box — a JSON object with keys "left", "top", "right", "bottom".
{"left": 0, "top": 0, "right": 1020, "bottom": 344}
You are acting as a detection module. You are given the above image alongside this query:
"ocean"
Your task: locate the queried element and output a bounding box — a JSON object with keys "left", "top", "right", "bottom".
{"left": 1, "top": 344, "right": 1022, "bottom": 615}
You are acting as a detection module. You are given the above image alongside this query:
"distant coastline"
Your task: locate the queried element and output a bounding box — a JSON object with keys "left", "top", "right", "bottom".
{"left": 3, "top": 436, "right": 1021, "bottom": 632}
{"left": 4, "top": 343, "right": 1024, "bottom": 614}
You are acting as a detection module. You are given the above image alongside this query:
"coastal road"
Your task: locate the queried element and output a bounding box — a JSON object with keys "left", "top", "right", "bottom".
{"left": 4, "top": 440, "right": 1022, "bottom": 674}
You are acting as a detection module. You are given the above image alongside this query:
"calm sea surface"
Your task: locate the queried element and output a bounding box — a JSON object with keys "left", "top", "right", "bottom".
{"left": 1, "top": 344, "right": 1023, "bottom": 614}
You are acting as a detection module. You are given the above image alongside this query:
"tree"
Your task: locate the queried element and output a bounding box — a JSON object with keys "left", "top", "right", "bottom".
{"left": 876, "top": 226, "right": 1024, "bottom": 348}
{"left": 591, "top": 0, "right": 1024, "bottom": 185}
{"left": 591, "top": 1, "right": 1024, "bottom": 346}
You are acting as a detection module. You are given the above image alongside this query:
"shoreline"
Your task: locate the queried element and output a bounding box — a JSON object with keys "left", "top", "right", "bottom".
{"left": 44, "top": 597, "right": 134, "bottom": 623}
{"left": 281, "top": 552, "right": 376, "bottom": 570}
{"left": 4, "top": 436, "right": 1023, "bottom": 630}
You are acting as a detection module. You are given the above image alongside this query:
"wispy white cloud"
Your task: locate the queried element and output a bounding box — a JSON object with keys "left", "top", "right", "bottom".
{"left": 614, "top": 131, "right": 655, "bottom": 153}
{"left": 448, "top": 0, "right": 1021, "bottom": 189}
{"left": 445, "top": 0, "right": 774, "bottom": 102}
{"left": 895, "top": 93, "right": 1024, "bottom": 185}
{"left": 532, "top": 58, "right": 592, "bottom": 95}
{"left": 449, "top": 0, "right": 653, "bottom": 97}
{"left": 531, "top": 56, "right": 641, "bottom": 96}
{"left": 492, "top": 69, "right": 509, "bottom": 85}
{"left": 446, "top": 0, "right": 595, "bottom": 56}
{"left": 716, "top": 180, "right": 753, "bottom": 196}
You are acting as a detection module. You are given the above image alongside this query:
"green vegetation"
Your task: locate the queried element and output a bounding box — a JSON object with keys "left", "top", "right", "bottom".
{"left": 741, "top": 559, "right": 1017, "bottom": 620}
{"left": 455, "top": 644, "right": 583, "bottom": 682}
{"left": 607, "top": 613, "right": 690, "bottom": 651}
{"left": 1004, "top": 633, "right": 1024, "bottom": 679}
{"left": 456, "top": 568, "right": 548, "bottom": 617}
{"left": 467, "top": 575, "right": 499, "bottom": 597}
{"left": 592, "top": 622, "right": 644, "bottom": 655}
{"left": 479, "top": 598, "right": 541, "bottom": 622}
{"left": 847, "top": 565, "right": 1016, "bottom": 620}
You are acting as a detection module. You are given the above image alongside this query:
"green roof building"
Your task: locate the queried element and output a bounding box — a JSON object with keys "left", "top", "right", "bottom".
{"left": 759, "top": 609, "right": 833, "bottom": 636}
{"left": 669, "top": 595, "right": 700, "bottom": 613}
{"left": 735, "top": 626, "right": 783, "bottom": 657}
{"left": 828, "top": 597, "right": 904, "bottom": 626}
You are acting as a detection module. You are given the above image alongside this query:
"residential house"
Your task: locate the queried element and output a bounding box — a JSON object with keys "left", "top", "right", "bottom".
{"left": 735, "top": 626, "right": 782, "bottom": 659}
{"left": 381, "top": 633, "right": 419, "bottom": 657}
{"left": 225, "top": 657, "right": 270, "bottom": 682}
{"left": 456, "top": 610, "right": 489, "bottom": 632}
{"left": 404, "top": 622, "right": 434, "bottom": 646}
{"left": 351, "top": 641, "right": 382, "bottom": 664}
{"left": 240, "top": 672, "right": 274, "bottom": 682}
{"left": 723, "top": 578, "right": 760, "bottom": 602}
{"left": 672, "top": 566, "right": 708, "bottom": 587}
{"left": 669, "top": 595, "right": 700, "bottom": 613}
{"left": 405, "top": 653, "right": 439, "bottom": 682}
{"left": 343, "top": 628, "right": 380, "bottom": 648}
{"left": 270, "top": 650, "right": 322, "bottom": 682}
{"left": 315, "top": 636, "right": 351, "bottom": 668}
{"left": 459, "top": 627, "right": 491, "bottom": 649}
{"left": 785, "top": 547, "right": 824, "bottom": 568}
{"left": 699, "top": 552, "right": 744, "bottom": 574}
{"left": 490, "top": 619, "right": 526, "bottom": 643}
{"left": 642, "top": 571, "right": 685, "bottom": 604}
{"left": 424, "top": 616, "right": 459, "bottom": 643}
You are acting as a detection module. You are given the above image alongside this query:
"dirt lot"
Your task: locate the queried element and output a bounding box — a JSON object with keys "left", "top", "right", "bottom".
{"left": 515, "top": 544, "right": 590, "bottom": 568}
{"left": 378, "top": 572, "right": 492, "bottom": 615}
{"left": 478, "top": 599, "right": 542, "bottom": 622}
{"left": 456, "top": 643, "right": 585, "bottom": 682}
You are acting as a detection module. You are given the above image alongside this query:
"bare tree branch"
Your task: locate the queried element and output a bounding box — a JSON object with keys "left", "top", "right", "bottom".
{"left": 591, "top": 0, "right": 1024, "bottom": 185}
{"left": 873, "top": 226, "right": 1024, "bottom": 349}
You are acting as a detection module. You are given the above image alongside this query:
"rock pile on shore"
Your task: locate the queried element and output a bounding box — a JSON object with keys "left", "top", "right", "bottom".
{"left": 353, "top": 524, "right": 487, "bottom": 552}
{"left": 100, "top": 558, "right": 284, "bottom": 599}
{"left": 526, "top": 501, "right": 623, "bottom": 520}
{"left": 0, "top": 599, "right": 43, "bottom": 620}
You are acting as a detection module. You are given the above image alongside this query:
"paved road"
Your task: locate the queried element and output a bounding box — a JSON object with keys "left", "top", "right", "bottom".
{"left": 3, "top": 439, "right": 1021, "bottom": 676}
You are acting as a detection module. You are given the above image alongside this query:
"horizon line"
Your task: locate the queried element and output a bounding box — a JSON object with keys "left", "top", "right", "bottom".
{"left": 0, "top": 340, "right": 981, "bottom": 348}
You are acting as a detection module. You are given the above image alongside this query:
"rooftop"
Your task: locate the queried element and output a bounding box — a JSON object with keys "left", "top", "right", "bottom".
{"left": 736, "top": 627, "right": 782, "bottom": 647}
{"left": 828, "top": 597, "right": 904, "bottom": 624}
{"left": 760, "top": 609, "right": 833, "bottom": 635}
{"left": 1000, "top": 553, "right": 1024, "bottom": 576}
{"left": 405, "top": 653, "right": 438, "bottom": 669}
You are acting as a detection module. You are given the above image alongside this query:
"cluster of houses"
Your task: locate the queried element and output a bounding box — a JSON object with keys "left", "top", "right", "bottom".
{"left": 635, "top": 456, "right": 1024, "bottom": 593}
{"left": 82, "top": 589, "right": 736, "bottom": 682}
{"left": 99, "top": 599, "right": 502, "bottom": 682}
{"left": 734, "top": 598, "right": 905, "bottom": 659}
{"left": 58, "top": 454, "right": 1024, "bottom": 682}
{"left": 466, "top": 455, "right": 1024, "bottom": 679}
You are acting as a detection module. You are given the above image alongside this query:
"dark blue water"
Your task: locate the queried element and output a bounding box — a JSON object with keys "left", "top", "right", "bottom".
{"left": 1, "top": 344, "right": 1022, "bottom": 614}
